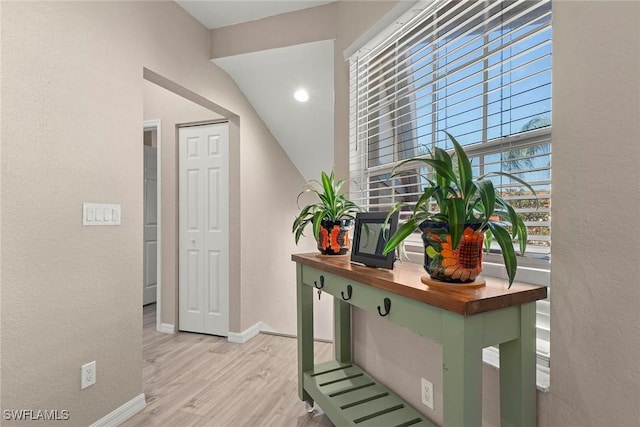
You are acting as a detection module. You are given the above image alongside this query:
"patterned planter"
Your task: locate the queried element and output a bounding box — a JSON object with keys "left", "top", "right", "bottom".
{"left": 420, "top": 221, "right": 485, "bottom": 283}
{"left": 317, "top": 219, "right": 353, "bottom": 255}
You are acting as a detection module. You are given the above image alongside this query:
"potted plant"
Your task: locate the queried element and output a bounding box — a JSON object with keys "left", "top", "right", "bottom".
{"left": 292, "top": 171, "right": 363, "bottom": 255}
{"left": 383, "top": 132, "right": 536, "bottom": 287}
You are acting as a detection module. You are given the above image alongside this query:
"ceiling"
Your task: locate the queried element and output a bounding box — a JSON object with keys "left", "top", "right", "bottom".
{"left": 177, "top": 0, "right": 338, "bottom": 180}
{"left": 176, "top": 0, "right": 335, "bottom": 29}
{"left": 213, "top": 40, "right": 334, "bottom": 181}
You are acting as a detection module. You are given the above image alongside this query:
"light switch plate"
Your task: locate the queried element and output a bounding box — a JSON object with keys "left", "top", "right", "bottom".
{"left": 83, "top": 203, "right": 121, "bottom": 226}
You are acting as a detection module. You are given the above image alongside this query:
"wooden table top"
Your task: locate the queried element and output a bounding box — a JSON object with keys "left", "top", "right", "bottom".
{"left": 292, "top": 253, "right": 547, "bottom": 316}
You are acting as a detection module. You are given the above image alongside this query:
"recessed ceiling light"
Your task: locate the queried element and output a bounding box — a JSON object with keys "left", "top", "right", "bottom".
{"left": 294, "top": 89, "right": 309, "bottom": 103}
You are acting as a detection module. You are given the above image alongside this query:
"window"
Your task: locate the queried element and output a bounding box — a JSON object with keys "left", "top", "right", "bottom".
{"left": 348, "top": 0, "right": 551, "bottom": 380}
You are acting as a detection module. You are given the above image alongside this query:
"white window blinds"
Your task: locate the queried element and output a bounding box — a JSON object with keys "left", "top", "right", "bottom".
{"left": 348, "top": 0, "right": 552, "bottom": 372}
{"left": 349, "top": 0, "right": 551, "bottom": 262}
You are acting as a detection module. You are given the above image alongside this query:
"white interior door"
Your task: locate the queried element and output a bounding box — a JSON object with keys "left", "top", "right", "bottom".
{"left": 143, "top": 145, "right": 158, "bottom": 305}
{"left": 179, "top": 123, "right": 229, "bottom": 336}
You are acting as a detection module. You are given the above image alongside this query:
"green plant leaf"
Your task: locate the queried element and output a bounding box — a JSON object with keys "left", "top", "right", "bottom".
{"left": 383, "top": 219, "right": 418, "bottom": 255}
{"left": 443, "top": 198, "right": 465, "bottom": 249}
{"left": 412, "top": 186, "right": 437, "bottom": 217}
{"left": 442, "top": 185, "right": 459, "bottom": 198}
{"left": 320, "top": 171, "right": 335, "bottom": 210}
{"left": 445, "top": 131, "right": 472, "bottom": 192}
{"left": 432, "top": 157, "right": 457, "bottom": 188}
{"left": 294, "top": 218, "right": 312, "bottom": 244}
{"left": 312, "top": 210, "right": 324, "bottom": 241}
{"left": 292, "top": 213, "right": 302, "bottom": 234}
{"left": 462, "top": 180, "right": 476, "bottom": 208}
{"left": 514, "top": 215, "right": 528, "bottom": 256}
{"left": 432, "top": 148, "right": 452, "bottom": 193}
{"left": 475, "top": 179, "right": 496, "bottom": 224}
{"left": 392, "top": 157, "right": 457, "bottom": 185}
{"left": 488, "top": 222, "right": 517, "bottom": 287}
{"left": 494, "top": 198, "right": 520, "bottom": 238}
{"left": 433, "top": 147, "right": 453, "bottom": 170}
{"left": 479, "top": 171, "right": 538, "bottom": 208}
{"left": 384, "top": 203, "right": 405, "bottom": 233}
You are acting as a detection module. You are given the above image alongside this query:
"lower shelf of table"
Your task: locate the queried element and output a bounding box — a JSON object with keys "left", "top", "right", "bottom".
{"left": 303, "top": 360, "right": 435, "bottom": 427}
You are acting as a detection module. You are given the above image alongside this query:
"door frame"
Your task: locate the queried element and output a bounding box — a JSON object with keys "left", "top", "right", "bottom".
{"left": 143, "top": 119, "right": 162, "bottom": 333}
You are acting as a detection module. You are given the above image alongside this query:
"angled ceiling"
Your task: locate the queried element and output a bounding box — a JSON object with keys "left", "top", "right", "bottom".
{"left": 213, "top": 40, "right": 334, "bottom": 181}
{"left": 176, "top": 0, "right": 338, "bottom": 181}
{"left": 176, "top": 0, "right": 336, "bottom": 29}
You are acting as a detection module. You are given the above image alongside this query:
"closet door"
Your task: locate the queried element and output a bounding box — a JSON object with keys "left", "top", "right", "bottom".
{"left": 178, "top": 123, "right": 229, "bottom": 336}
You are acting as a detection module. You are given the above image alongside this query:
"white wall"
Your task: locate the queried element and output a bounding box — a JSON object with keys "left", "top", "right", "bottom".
{"left": 0, "top": 1, "right": 308, "bottom": 425}
{"left": 540, "top": 1, "right": 640, "bottom": 425}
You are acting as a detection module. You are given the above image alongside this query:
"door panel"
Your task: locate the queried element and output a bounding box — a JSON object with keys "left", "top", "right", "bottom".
{"left": 187, "top": 169, "right": 200, "bottom": 231}
{"left": 208, "top": 250, "right": 220, "bottom": 313}
{"left": 179, "top": 123, "right": 229, "bottom": 336}
{"left": 208, "top": 168, "right": 221, "bottom": 230}
{"left": 187, "top": 249, "right": 202, "bottom": 313}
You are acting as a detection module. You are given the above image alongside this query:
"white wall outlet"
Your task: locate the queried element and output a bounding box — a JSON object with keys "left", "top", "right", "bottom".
{"left": 421, "top": 378, "right": 434, "bottom": 409}
{"left": 81, "top": 361, "right": 96, "bottom": 389}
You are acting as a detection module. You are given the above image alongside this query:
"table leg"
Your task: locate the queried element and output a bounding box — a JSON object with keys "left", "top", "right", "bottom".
{"left": 442, "top": 312, "right": 483, "bottom": 427}
{"left": 297, "top": 264, "right": 314, "bottom": 403}
{"left": 499, "top": 302, "right": 537, "bottom": 427}
{"left": 333, "top": 297, "right": 351, "bottom": 363}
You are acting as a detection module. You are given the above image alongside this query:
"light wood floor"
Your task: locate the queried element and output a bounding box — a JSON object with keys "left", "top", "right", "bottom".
{"left": 121, "top": 304, "right": 334, "bottom": 427}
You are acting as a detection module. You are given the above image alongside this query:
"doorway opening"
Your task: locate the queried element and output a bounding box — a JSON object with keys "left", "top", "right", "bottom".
{"left": 143, "top": 119, "right": 162, "bottom": 332}
{"left": 142, "top": 67, "right": 240, "bottom": 337}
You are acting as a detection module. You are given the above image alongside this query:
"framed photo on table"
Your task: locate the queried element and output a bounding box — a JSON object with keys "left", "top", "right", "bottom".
{"left": 350, "top": 211, "right": 399, "bottom": 269}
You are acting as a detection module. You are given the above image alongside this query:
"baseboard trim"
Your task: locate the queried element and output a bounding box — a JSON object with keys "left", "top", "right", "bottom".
{"left": 158, "top": 323, "right": 175, "bottom": 334}
{"left": 260, "top": 330, "right": 333, "bottom": 344}
{"left": 227, "top": 321, "right": 264, "bottom": 344}
{"left": 89, "top": 393, "right": 145, "bottom": 427}
{"left": 227, "top": 323, "right": 333, "bottom": 344}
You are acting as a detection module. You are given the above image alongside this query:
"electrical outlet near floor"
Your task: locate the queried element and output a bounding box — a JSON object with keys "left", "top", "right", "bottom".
{"left": 421, "top": 378, "right": 434, "bottom": 409}
{"left": 81, "top": 361, "right": 96, "bottom": 390}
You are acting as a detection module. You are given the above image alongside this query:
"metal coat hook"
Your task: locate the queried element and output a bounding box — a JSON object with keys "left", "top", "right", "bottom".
{"left": 377, "top": 298, "right": 391, "bottom": 317}
{"left": 314, "top": 275, "right": 324, "bottom": 290}
{"left": 341, "top": 285, "right": 353, "bottom": 301}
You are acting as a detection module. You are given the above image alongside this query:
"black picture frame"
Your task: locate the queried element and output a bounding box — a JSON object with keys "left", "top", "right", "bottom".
{"left": 350, "top": 211, "right": 399, "bottom": 269}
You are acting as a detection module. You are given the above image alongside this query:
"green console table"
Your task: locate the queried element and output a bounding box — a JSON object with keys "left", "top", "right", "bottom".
{"left": 293, "top": 253, "right": 547, "bottom": 427}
